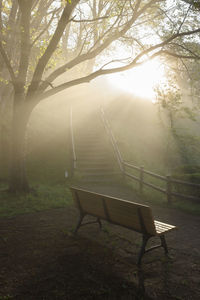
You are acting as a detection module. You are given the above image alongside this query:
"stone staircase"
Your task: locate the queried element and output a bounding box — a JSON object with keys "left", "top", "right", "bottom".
{"left": 73, "top": 108, "right": 122, "bottom": 184}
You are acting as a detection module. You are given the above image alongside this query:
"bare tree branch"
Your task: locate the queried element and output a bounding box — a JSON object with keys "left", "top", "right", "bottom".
{"left": 37, "top": 26, "right": 200, "bottom": 102}
{"left": 159, "top": 50, "right": 200, "bottom": 59}
{"left": 72, "top": 15, "right": 109, "bottom": 22}
{"left": 0, "top": 0, "right": 2, "bottom": 33}
{"left": 100, "top": 56, "right": 132, "bottom": 69}
{"left": 177, "top": 3, "right": 192, "bottom": 33}
{"left": 39, "top": 0, "right": 159, "bottom": 93}
{"left": 31, "top": 0, "right": 54, "bottom": 31}
{"left": 169, "top": 42, "right": 200, "bottom": 59}
{"left": 0, "top": 41, "right": 16, "bottom": 83}
{"left": 30, "top": 7, "right": 61, "bottom": 47}
{"left": 27, "top": 0, "right": 80, "bottom": 97}
{"left": 40, "top": 14, "right": 200, "bottom": 95}
{"left": 17, "top": 0, "right": 32, "bottom": 88}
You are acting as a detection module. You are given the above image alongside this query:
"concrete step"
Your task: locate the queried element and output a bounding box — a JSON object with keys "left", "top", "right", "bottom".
{"left": 75, "top": 143, "right": 110, "bottom": 149}
{"left": 72, "top": 107, "right": 120, "bottom": 185}
{"left": 76, "top": 161, "right": 115, "bottom": 166}
{"left": 76, "top": 166, "right": 117, "bottom": 172}
{"left": 76, "top": 167, "right": 118, "bottom": 175}
{"left": 74, "top": 128, "right": 104, "bottom": 135}
{"left": 76, "top": 163, "right": 118, "bottom": 171}
{"left": 75, "top": 170, "right": 120, "bottom": 177}
{"left": 76, "top": 150, "right": 113, "bottom": 158}
{"left": 77, "top": 154, "right": 115, "bottom": 161}
{"left": 75, "top": 137, "right": 108, "bottom": 145}
{"left": 74, "top": 173, "right": 123, "bottom": 184}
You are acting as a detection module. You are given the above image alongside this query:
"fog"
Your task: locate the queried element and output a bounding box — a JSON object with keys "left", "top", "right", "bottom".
{"left": 26, "top": 75, "right": 200, "bottom": 183}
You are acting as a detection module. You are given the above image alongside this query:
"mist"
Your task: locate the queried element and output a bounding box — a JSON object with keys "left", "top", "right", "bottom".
{"left": 24, "top": 73, "right": 200, "bottom": 184}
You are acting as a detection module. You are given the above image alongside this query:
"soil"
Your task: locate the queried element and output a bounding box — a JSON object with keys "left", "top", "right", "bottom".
{"left": 0, "top": 185, "right": 200, "bottom": 300}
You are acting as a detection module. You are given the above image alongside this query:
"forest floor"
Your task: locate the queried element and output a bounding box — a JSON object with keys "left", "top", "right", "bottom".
{"left": 0, "top": 184, "right": 200, "bottom": 300}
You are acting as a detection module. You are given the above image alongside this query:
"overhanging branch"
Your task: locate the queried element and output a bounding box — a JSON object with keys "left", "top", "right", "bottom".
{"left": 39, "top": 0, "right": 158, "bottom": 93}
{"left": 38, "top": 50, "right": 163, "bottom": 101}
{"left": 72, "top": 15, "right": 109, "bottom": 22}
{"left": 27, "top": 0, "right": 80, "bottom": 97}
{"left": 38, "top": 35, "right": 200, "bottom": 103}
{"left": 160, "top": 50, "right": 200, "bottom": 59}
{"left": 0, "top": 41, "right": 16, "bottom": 83}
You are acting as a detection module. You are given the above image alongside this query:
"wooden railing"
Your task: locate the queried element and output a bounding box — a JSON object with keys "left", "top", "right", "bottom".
{"left": 100, "top": 108, "right": 200, "bottom": 203}
{"left": 124, "top": 162, "right": 200, "bottom": 203}
{"left": 70, "top": 107, "right": 77, "bottom": 172}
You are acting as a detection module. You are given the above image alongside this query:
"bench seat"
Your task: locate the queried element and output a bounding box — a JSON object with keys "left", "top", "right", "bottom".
{"left": 154, "top": 220, "right": 176, "bottom": 235}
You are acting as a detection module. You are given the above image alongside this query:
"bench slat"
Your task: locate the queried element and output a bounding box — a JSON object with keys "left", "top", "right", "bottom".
{"left": 70, "top": 187, "right": 177, "bottom": 237}
{"left": 71, "top": 187, "right": 158, "bottom": 236}
{"left": 104, "top": 197, "right": 157, "bottom": 235}
{"left": 155, "top": 220, "right": 176, "bottom": 234}
{"left": 72, "top": 189, "right": 106, "bottom": 219}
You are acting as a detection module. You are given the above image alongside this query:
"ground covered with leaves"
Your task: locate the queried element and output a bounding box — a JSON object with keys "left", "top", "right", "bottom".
{"left": 0, "top": 195, "right": 200, "bottom": 299}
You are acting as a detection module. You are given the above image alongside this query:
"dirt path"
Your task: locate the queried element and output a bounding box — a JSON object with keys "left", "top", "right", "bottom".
{"left": 0, "top": 185, "right": 200, "bottom": 299}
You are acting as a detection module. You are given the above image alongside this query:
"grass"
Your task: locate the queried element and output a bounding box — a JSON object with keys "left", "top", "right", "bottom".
{"left": 143, "top": 188, "right": 200, "bottom": 215}
{"left": 172, "top": 199, "right": 200, "bottom": 215}
{"left": 0, "top": 182, "right": 73, "bottom": 218}
{"left": 1, "top": 174, "right": 200, "bottom": 218}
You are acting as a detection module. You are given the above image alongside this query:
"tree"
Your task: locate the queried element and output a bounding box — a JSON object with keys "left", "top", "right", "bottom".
{"left": 0, "top": 0, "right": 200, "bottom": 192}
{"left": 154, "top": 68, "right": 198, "bottom": 168}
{"left": 182, "top": 0, "right": 200, "bottom": 10}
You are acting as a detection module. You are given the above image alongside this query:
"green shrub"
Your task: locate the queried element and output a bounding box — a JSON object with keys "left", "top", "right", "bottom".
{"left": 172, "top": 165, "right": 200, "bottom": 197}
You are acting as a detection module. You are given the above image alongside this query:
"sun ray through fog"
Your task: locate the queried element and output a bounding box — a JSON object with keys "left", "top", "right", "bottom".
{"left": 107, "top": 58, "right": 165, "bottom": 101}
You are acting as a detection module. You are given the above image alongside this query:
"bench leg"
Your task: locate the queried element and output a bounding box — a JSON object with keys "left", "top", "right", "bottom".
{"left": 160, "top": 235, "right": 168, "bottom": 254}
{"left": 137, "top": 235, "right": 149, "bottom": 266}
{"left": 97, "top": 218, "right": 102, "bottom": 230}
{"left": 74, "top": 213, "right": 85, "bottom": 235}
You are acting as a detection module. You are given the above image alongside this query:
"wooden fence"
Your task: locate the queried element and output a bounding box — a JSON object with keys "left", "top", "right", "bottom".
{"left": 100, "top": 107, "right": 200, "bottom": 204}
{"left": 123, "top": 162, "right": 200, "bottom": 203}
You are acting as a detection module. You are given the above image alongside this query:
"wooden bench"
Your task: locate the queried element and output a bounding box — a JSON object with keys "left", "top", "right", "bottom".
{"left": 70, "top": 186, "right": 177, "bottom": 265}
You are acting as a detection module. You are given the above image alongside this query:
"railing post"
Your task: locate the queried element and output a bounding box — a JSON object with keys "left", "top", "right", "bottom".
{"left": 69, "top": 106, "right": 77, "bottom": 179}
{"left": 140, "top": 166, "right": 144, "bottom": 194}
{"left": 166, "top": 175, "right": 172, "bottom": 204}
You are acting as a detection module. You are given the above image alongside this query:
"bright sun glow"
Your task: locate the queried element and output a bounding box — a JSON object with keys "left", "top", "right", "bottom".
{"left": 107, "top": 58, "right": 165, "bottom": 101}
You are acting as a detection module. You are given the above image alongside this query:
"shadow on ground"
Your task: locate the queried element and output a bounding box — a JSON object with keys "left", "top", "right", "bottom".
{"left": 14, "top": 237, "right": 149, "bottom": 300}
{"left": 0, "top": 194, "right": 200, "bottom": 299}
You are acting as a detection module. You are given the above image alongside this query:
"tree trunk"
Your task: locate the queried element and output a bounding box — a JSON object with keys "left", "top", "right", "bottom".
{"left": 0, "top": 86, "right": 12, "bottom": 180}
{"left": 9, "top": 96, "right": 31, "bottom": 193}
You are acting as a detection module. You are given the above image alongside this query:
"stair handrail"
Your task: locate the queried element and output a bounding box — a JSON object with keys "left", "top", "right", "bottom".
{"left": 100, "top": 106, "right": 124, "bottom": 173}
{"left": 70, "top": 106, "right": 77, "bottom": 170}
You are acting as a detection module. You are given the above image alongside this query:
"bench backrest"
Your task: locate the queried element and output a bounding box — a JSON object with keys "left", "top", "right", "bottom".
{"left": 70, "top": 187, "right": 157, "bottom": 236}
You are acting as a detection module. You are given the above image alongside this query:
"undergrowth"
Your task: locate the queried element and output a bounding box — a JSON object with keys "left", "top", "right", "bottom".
{"left": 125, "top": 178, "right": 200, "bottom": 215}
{"left": 0, "top": 183, "right": 72, "bottom": 217}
